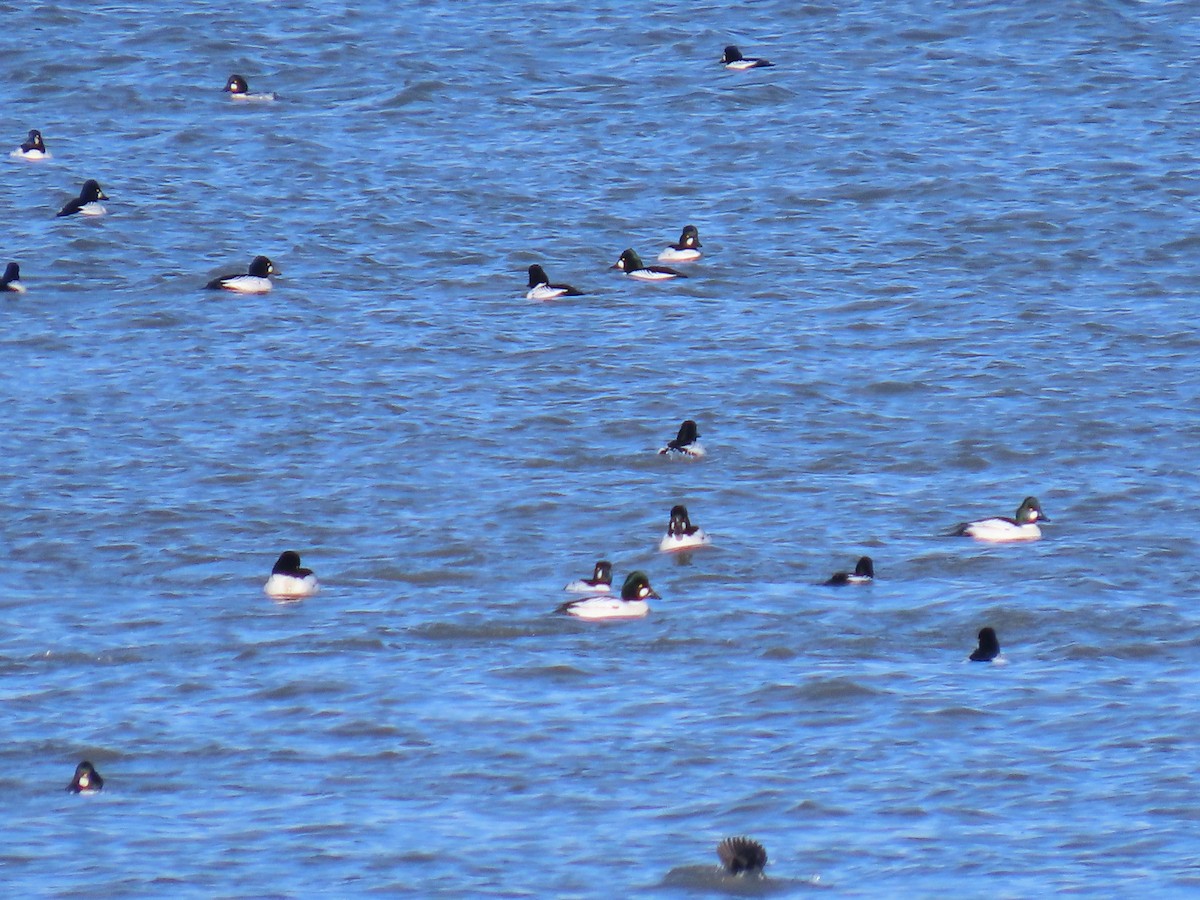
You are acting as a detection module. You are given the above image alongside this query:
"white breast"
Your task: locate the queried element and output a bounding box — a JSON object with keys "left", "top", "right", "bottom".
{"left": 563, "top": 596, "right": 648, "bottom": 620}
{"left": 963, "top": 519, "right": 1041, "bottom": 543}
{"left": 264, "top": 573, "right": 319, "bottom": 599}
{"left": 659, "top": 531, "right": 711, "bottom": 552}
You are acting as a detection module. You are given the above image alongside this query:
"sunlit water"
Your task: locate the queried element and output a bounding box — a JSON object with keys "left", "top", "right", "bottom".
{"left": 4, "top": 1, "right": 1200, "bottom": 895}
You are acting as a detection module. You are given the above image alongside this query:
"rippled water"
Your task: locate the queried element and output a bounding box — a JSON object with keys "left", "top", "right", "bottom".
{"left": 4, "top": 0, "right": 1200, "bottom": 895}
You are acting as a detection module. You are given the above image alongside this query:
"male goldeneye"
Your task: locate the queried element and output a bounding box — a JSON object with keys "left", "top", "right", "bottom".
{"left": 825, "top": 556, "right": 874, "bottom": 586}
{"left": 952, "top": 496, "right": 1048, "bottom": 543}
{"left": 721, "top": 45, "right": 774, "bottom": 69}
{"left": 969, "top": 626, "right": 1001, "bottom": 662}
{"left": 658, "top": 419, "right": 705, "bottom": 458}
{"left": 659, "top": 504, "right": 711, "bottom": 552}
{"left": 556, "top": 570, "right": 658, "bottom": 620}
{"left": 68, "top": 761, "right": 104, "bottom": 794}
{"left": 223, "top": 74, "right": 278, "bottom": 101}
{"left": 612, "top": 249, "right": 687, "bottom": 281}
{"left": 657, "top": 225, "right": 702, "bottom": 263}
{"left": 526, "top": 264, "right": 582, "bottom": 301}
{"left": 205, "top": 255, "right": 277, "bottom": 293}
{"left": 55, "top": 179, "right": 107, "bottom": 217}
{"left": 564, "top": 560, "right": 612, "bottom": 593}
{"left": 717, "top": 837, "right": 768, "bottom": 876}
{"left": 1, "top": 263, "right": 25, "bottom": 293}
{"left": 264, "top": 550, "right": 319, "bottom": 599}
{"left": 11, "top": 129, "right": 49, "bottom": 159}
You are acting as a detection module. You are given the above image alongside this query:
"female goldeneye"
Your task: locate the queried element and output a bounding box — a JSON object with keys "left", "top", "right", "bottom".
{"left": 969, "top": 626, "right": 1001, "bottom": 662}
{"left": 952, "top": 496, "right": 1048, "bottom": 543}
{"left": 205, "top": 255, "right": 277, "bottom": 293}
{"left": 564, "top": 560, "right": 613, "bottom": 593}
{"left": 658, "top": 419, "right": 705, "bottom": 458}
{"left": 659, "top": 504, "right": 711, "bottom": 552}
{"left": 612, "top": 249, "right": 687, "bottom": 281}
{"left": 11, "top": 129, "right": 49, "bottom": 159}
{"left": 721, "top": 45, "right": 774, "bottom": 69}
{"left": 717, "top": 837, "right": 768, "bottom": 876}
{"left": 1, "top": 263, "right": 25, "bottom": 293}
{"left": 68, "top": 761, "right": 104, "bottom": 794}
{"left": 657, "top": 225, "right": 702, "bottom": 263}
{"left": 264, "top": 550, "right": 319, "bottom": 599}
{"left": 556, "top": 571, "right": 658, "bottom": 620}
{"left": 223, "top": 74, "right": 278, "bottom": 101}
{"left": 526, "top": 264, "right": 582, "bottom": 301}
{"left": 825, "top": 556, "right": 874, "bottom": 585}
{"left": 55, "top": 179, "right": 107, "bottom": 217}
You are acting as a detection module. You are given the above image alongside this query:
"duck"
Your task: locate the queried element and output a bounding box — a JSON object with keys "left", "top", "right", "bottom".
{"left": 526, "top": 264, "right": 583, "bottom": 301}
{"left": 657, "top": 225, "right": 702, "bottom": 263}
{"left": 223, "top": 74, "right": 278, "bottom": 101}
{"left": 556, "top": 570, "right": 658, "bottom": 620}
{"left": 952, "top": 496, "right": 1048, "bottom": 543}
{"left": 659, "top": 504, "right": 711, "bottom": 552}
{"left": 55, "top": 179, "right": 107, "bottom": 217}
{"left": 717, "top": 836, "right": 768, "bottom": 876}
{"left": 11, "top": 128, "right": 49, "bottom": 159}
{"left": 658, "top": 419, "right": 705, "bottom": 458}
{"left": 1, "top": 263, "right": 25, "bottom": 293}
{"left": 825, "top": 556, "right": 874, "bottom": 586}
{"left": 969, "top": 627, "right": 1001, "bottom": 662}
{"left": 720, "top": 45, "right": 774, "bottom": 70}
{"left": 67, "top": 761, "right": 104, "bottom": 794}
{"left": 564, "top": 560, "right": 613, "bottom": 593}
{"left": 611, "top": 249, "right": 687, "bottom": 282}
{"left": 264, "top": 550, "right": 319, "bottom": 599}
{"left": 205, "top": 255, "right": 277, "bottom": 293}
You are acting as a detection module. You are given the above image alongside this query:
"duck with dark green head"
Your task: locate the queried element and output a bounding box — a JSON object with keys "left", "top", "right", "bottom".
{"left": 952, "top": 496, "right": 1047, "bottom": 543}
{"left": 556, "top": 571, "right": 658, "bottom": 620}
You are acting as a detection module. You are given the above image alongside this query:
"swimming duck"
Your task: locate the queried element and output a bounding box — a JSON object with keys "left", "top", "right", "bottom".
{"left": 12, "top": 129, "right": 49, "bottom": 159}
{"left": 68, "top": 761, "right": 104, "bottom": 794}
{"left": 717, "top": 837, "right": 768, "bottom": 876}
{"left": 657, "top": 225, "right": 702, "bottom": 263}
{"left": 952, "top": 496, "right": 1048, "bottom": 543}
{"left": 659, "top": 504, "right": 711, "bottom": 552}
{"left": 556, "top": 570, "right": 658, "bottom": 620}
{"left": 611, "top": 249, "right": 687, "bottom": 281}
{"left": 658, "top": 419, "right": 705, "bottom": 458}
{"left": 825, "top": 556, "right": 874, "bottom": 585}
{"left": 264, "top": 550, "right": 319, "bottom": 599}
{"left": 564, "top": 560, "right": 613, "bottom": 593}
{"left": 1, "top": 263, "right": 25, "bottom": 293}
{"left": 205, "top": 255, "right": 277, "bottom": 293}
{"left": 526, "top": 264, "right": 583, "bottom": 301}
{"left": 223, "top": 74, "right": 278, "bottom": 101}
{"left": 720, "top": 45, "right": 774, "bottom": 70}
{"left": 970, "top": 627, "right": 1001, "bottom": 662}
{"left": 55, "top": 179, "right": 107, "bottom": 217}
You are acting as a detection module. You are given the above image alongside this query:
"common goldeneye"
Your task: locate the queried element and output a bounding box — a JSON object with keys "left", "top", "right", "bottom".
{"left": 223, "top": 74, "right": 278, "bottom": 101}
{"left": 825, "top": 556, "right": 874, "bottom": 585}
{"left": 264, "top": 550, "right": 319, "bottom": 599}
{"left": 612, "top": 249, "right": 687, "bottom": 281}
{"left": 55, "top": 179, "right": 107, "bottom": 217}
{"left": 1, "top": 262, "right": 25, "bottom": 293}
{"left": 526, "top": 264, "right": 582, "bottom": 301}
{"left": 658, "top": 419, "right": 705, "bottom": 458}
{"left": 11, "top": 129, "right": 49, "bottom": 159}
{"left": 969, "top": 627, "right": 1001, "bottom": 662}
{"left": 205, "top": 255, "right": 277, "bottom": 293}
{"left": 717, "top": 837, "right": 768, "bottom": 876}
{"left": 564, "top": 560, "right": 613, "bottom": 593}
{"left": 556, "top": 570, "right": 658, "bottom": 620}
{"left": 721, "top": 45, "right": 774, "bottom": 69}
{"left": 952, "top": 496, "right": 1048, "bottom": 543}
{"left": 657, "top": 225, "right": 702, "bottom": 263}
{"left": 659, "top": 504, "right": 711, "bottom": 552}
{"left": 68, "top": 761, "right": 104, "bottom": 794}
